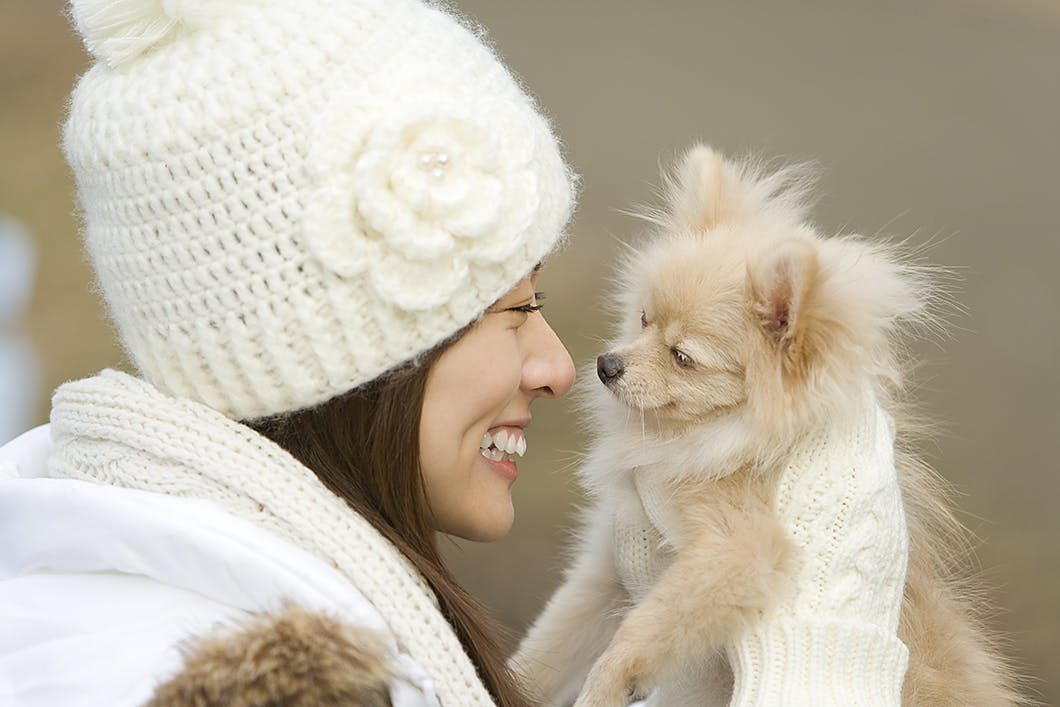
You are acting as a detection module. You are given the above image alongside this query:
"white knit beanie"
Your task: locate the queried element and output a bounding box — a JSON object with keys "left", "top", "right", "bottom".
{"left": 63, "top": 0, "right": 575, "bottom": 420}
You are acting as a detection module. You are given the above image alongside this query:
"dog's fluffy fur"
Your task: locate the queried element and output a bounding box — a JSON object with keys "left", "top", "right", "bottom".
{"left": 512, "top": 145, "right": 1022, "bottom": 706}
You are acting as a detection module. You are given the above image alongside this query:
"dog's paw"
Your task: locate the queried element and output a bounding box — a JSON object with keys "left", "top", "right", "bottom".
{"left": 573, "top": 651, "right": 646, "bottom": 707}
{"left": 573, "top": 681, "right": 635, "bottom": 707}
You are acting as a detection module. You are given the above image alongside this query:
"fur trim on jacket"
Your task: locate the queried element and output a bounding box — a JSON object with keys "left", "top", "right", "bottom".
{"left": 147, "top": 605, "right": 393, "bottom": 707}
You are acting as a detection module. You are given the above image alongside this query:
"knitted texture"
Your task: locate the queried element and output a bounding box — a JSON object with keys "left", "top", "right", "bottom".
{"left": 729, "top": 400, "right": 909, "bottom": 705}
{"left": 613, "top": 471, "right": 676, "bottom": 603}
{"left": 728, "top": 619, "right": 907, "bottom": 705}
{"left": 611, "top": 400, "right": 909, "bottom": 705}
{"left": 48, "top": 369, "right": 494, "bottom": 707}
{"left": 612, "top": 502, "right": 665, "bottom": 604}
{"left": 63, "top": 0, "right": 575, "bottom": 420}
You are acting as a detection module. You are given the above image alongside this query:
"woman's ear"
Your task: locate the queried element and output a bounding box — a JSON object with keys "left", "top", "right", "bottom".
{"left": 748, "top": 238, "right": 819, "bottom": 353}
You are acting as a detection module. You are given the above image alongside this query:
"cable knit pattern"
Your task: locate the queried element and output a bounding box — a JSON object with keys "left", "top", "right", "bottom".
{"left": 610, "top": 400, "right": 909, "bottom": 705}
{"left": 728, "top": 400, "right": 909, "bottom": 706}
{"left": 63, "top": 0, "right": 574, "bottom": 420}
{"left": 766, "top": 402, "right": 907, "bottom": 626}
{"left": 48, "top": 370, "right": 494, "bottom": 707}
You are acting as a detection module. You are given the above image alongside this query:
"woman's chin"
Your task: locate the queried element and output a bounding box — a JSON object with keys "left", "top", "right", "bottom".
{"left": 443, "top": 498, "right": 515, "bottom": 543}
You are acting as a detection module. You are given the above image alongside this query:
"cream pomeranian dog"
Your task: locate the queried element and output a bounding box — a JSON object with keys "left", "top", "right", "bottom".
{"left": 511, "top": 146, "right": 1020, "bottom": 706}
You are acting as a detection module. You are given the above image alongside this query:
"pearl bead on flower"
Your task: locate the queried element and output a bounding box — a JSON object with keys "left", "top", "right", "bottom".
{"left": 419, "top": 150, "right": 451, "bottom": 180}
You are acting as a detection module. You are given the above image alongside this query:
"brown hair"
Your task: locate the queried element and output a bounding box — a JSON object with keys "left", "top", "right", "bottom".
{"left": 245, "top": 341, "right": 530, "bottom": 707}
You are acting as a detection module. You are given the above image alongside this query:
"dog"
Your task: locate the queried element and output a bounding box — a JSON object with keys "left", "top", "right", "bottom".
{"left": 511, "top": 145, "right": 1021, "bottom": 706}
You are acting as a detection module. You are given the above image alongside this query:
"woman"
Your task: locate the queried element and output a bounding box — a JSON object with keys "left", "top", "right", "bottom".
{"left": 0, "top": 0, "right": 908, "bottom": 705}
{"left": 2, "top": 0, "right": 573, "bottom": 704}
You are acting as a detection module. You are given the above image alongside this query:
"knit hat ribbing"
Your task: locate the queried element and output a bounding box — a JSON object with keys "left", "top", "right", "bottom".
{"left": 64, "top": 0, "right": 576, "bottom": 420}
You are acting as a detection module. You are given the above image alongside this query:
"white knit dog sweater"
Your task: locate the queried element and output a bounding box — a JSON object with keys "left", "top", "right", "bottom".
{"left": 612, "top": 401, "right": 910, "bottom": 705}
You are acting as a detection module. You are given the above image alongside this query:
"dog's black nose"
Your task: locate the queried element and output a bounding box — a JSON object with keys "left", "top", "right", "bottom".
{"left": 597, "top": 353, "right": 624, "bottom": 383}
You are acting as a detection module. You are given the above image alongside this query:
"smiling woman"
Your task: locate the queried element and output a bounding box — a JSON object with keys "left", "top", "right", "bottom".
{"left": 244, "top": 274, "right": 573, "bottom": 704}
{"left": 422, "top": 278, "right": 574, "bottom": 542}
{"left": 0, "top": 0, "right": 576, "bottom": 705}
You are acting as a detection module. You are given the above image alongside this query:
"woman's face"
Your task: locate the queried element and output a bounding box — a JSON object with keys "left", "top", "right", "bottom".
{"left": 419, "top": 273, "right": 575, "bottom": 541}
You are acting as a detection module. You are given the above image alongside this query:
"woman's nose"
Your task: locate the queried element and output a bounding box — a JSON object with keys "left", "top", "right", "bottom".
{"left": 521, "top": 313, "right": 575, "bottom": 398}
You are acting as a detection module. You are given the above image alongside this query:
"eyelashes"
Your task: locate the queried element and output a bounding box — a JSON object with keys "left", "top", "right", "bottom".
{"left": 509, "top": 304, "right": 543, "bottom": 314}
{"left": 507, "top": 291, "right": 546, "bottom": 314}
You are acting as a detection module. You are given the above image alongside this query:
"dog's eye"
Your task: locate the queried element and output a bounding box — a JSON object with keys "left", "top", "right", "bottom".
{"left": 671, "top": 347, "right": 694, "bottom": 368}
{"left": 640, "top": 310, "right": 648, "bottom": 328}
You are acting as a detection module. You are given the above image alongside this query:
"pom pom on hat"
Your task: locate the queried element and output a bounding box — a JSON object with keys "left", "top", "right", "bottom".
{"left": 70, "top": 0, "right": 233, "bottom": 68}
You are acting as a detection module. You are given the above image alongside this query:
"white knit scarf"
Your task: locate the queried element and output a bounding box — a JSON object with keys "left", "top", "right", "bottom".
{"left": 47, "top": 369, "right": 494, "bottom": 707}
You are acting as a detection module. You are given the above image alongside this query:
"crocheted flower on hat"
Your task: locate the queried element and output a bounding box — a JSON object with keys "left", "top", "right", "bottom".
{"left": 305, "top": 97, "right": 542, "bottom": 312}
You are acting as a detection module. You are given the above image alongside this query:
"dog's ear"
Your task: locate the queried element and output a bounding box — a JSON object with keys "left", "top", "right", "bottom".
{"left": 664, "top": 144, "right": 816, "bottom": 235}
{"left": 666, "top": 144, "right": 749, "bottom": 233}
{"left": 748, "top": 238, "right": 819, "bottom": 352}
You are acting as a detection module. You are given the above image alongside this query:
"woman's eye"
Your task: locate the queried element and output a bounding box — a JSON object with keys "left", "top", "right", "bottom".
{"left": 506, "top": 291, "right": 545, "bottom": 315}
{"left": 640, "top": 310, "right": 648, "bottom": 328}
{"left": 508, "top": 303, "right": 543, "bottom": 314}
{"left": 671, "top": 347, "right": 693, "bottom": 368}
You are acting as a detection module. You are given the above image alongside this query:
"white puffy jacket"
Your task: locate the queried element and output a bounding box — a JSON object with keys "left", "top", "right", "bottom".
{"left": 0, "top": 423, "right": 444, "bottom": 706}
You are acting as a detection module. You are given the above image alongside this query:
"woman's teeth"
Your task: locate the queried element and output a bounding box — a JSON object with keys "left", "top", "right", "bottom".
{"left": 479, "top": 428, "right": 527, "bottom": 461}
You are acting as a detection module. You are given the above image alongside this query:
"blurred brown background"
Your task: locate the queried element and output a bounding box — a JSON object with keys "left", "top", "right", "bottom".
{"left": 2, "top": 0, "right": 1058, "bottom": 702}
